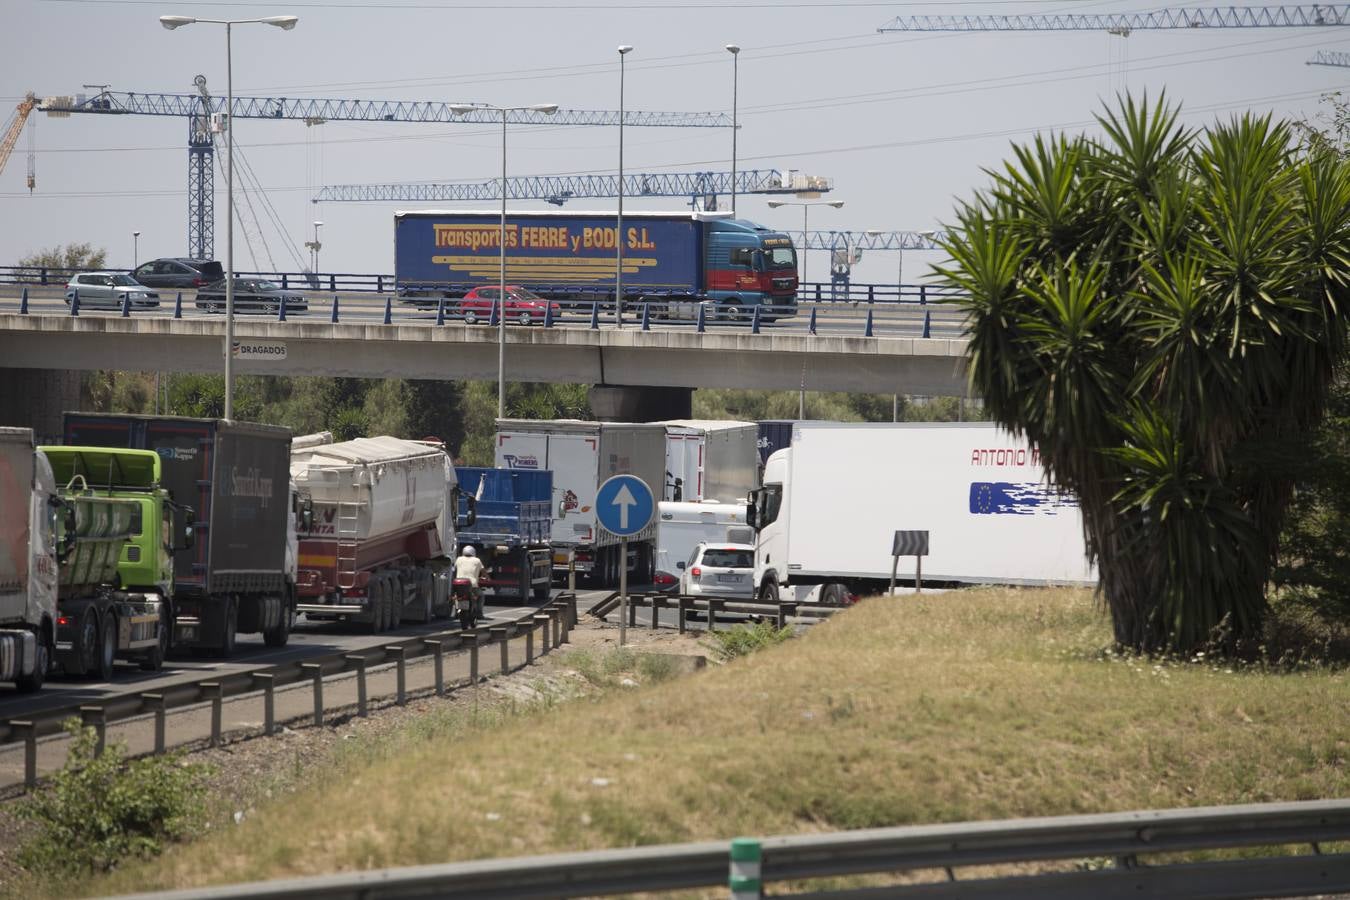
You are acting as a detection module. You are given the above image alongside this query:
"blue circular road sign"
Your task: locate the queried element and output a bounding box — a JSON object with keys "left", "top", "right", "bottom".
{"left": 595, "top": 474, "right": 655, "bottom": 537}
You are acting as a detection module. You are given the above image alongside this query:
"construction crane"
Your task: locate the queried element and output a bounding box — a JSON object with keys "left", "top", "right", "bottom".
{"left": 314, "top": 169, "right": 834, "bottom": 210}
{"left": 0, "top": 92, "right": 37, "bottom": 192}
{"left": 1308, "top": 48, "right": 1350, "bottom": 66}
{"left": 879, "top": 4, "right": 1350, "bottom": 32}
{"left": 36, "top": 86, "right": 732, "bottom": 259}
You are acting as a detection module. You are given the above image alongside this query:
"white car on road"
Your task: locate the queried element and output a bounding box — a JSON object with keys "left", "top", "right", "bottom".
{"left": 679, "top": 542, "right": 755, "bottom": 598}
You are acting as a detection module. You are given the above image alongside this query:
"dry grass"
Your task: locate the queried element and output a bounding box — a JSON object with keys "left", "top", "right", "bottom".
{"left": 73, "top": 588, "right": 1350, "bottom": 895}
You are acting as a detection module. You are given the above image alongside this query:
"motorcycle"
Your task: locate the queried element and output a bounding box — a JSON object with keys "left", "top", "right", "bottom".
{"left": 451, "top": 577, "right": 481, "bottom": 630}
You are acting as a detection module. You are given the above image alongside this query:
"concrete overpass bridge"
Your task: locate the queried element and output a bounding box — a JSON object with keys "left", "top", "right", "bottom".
{"left": 0, "top": 296, "right": 970, "bottom": 435}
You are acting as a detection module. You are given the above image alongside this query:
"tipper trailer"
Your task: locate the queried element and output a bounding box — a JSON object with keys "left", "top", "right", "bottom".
{"left": 455, "top": 467, "right": 553, "bottom": 602}
{"left": 63, "top": 413, "right": 296, "bottom": 654}
{"left": 749, "top": 422, "right": 1096, "bottom": 606}
{"left": 495, "top": 419, "right": 667, "bottom": 586}
{"left": 0, "top": 429, "right": 167, "bottom": 690}
{"left": 291, "top": 435, "right": 462, "bottom": 632}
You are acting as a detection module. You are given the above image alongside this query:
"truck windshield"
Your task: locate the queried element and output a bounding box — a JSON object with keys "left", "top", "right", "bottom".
{"left": 765, "top": 247, "right": 797, "bottom": 271}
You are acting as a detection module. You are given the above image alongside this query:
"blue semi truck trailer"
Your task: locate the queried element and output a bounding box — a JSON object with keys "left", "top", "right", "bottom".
{"left": 454, "top": 467, "right": 554, "bottom": 603}
{"left": 394, "top": 209, "right": 799, "bottom": 318}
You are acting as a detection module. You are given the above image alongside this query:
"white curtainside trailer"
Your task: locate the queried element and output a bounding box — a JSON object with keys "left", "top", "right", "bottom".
{"left": 495, "top": 419, "right": 666, "bottom": 586}
{"left": 750, "top": 422, "right": 1096, "bottom": 606}
{"left": 657, "top": 420, "right": 760, "bottom": 504}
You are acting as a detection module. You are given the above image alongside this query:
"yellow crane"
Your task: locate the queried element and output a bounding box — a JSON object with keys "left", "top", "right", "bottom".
{"left": 0, "top": 92, "right": 37, "bottom": 192}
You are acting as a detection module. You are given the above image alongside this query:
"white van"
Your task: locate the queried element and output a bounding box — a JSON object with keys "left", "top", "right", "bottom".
{"left": 655, "top": 500, "right": 754, "bottom": 586}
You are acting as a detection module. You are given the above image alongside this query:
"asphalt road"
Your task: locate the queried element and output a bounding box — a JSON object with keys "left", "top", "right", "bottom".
{"left": 0, "top": 286, "right": 968, "bottom": 340}
{"left": 0, "top": 597, "right": 553, "bottom": 720}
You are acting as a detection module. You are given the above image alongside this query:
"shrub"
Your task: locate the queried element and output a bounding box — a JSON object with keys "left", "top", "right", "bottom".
{"left": 706, "top": 620, "right": 793, "bottom": 661}
{"left": 19, "top": 720, "right": 208, "bottom": 875}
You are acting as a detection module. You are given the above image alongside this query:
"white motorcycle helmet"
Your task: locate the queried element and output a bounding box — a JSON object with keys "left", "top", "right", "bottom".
{"left": 461, "top": 545, "right": 476, "bottom": 557}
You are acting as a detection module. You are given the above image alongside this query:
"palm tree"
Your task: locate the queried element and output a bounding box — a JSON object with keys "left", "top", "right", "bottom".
{"left": 938, "top": 95, "right": 1350, "bottom": 654}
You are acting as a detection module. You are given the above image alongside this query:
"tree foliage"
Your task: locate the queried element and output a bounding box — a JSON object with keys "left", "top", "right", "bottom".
{"left": 938, "top": 94, "right": 1350, "bottom": 655}
{"left": 18, "top": 242, "right": 106, "bottom": 274}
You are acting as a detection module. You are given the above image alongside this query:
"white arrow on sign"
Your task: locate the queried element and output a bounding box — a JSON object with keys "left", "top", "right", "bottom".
{"left": 614, "top": 484, "right": 636, "bottom": 530}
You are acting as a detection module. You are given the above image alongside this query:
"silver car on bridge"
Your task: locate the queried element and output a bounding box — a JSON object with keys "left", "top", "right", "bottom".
{"left": 64, "top": 272, "right": 161, "bottom": 309}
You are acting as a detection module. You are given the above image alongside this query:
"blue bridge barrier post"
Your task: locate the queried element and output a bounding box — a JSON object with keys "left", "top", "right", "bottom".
{"left": 696, "top": 302, "right": 706, "bottom": 333}
{"left": 383, "top": 296, "right": 392, "bottom": 325}
{"left": 808, "top": 306, "right": 817, "bottom": 335}
{"left": 544, "top": 301, "right": 555, "bottom": 328}
{"left": 121, "top": 293, "right": 131, "bottom": 317}
{"left": 330, "top": 295, "right": 340, "bottom": 323}
{"left": 490, "top": 299, "right": 500, "bottom": 328}
{"left": 640, "top": 302, "right": 651, "bottom": 331}
{"left": 922, "top": 308, "right": 931, "bottom": 339}
{"left": 278, "top": 297, "right": 287, "bottom": 322}
{"left": 590, "top": 301, "right": 600, "bottom": 330}
{"left": 436, "top": 297, "right": 446, "bottom": 325}
{"left": 19, "top": 287, "right": 27, "bottom": 315}
{"left": 173, "top": 292, "right": 183, "bottom": 319}
{"left": 70, "top": 289, "right": 80, "bottom": 317}
{"left": 751, "top": 304, "right": 762, "bottom": 334}
{"left": 864, "top": 308, "right": 874, "bottom": 337}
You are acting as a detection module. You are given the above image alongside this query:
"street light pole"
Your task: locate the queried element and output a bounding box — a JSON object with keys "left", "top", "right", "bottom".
{"left": 160, "top": 13, "right": 299, "bottom": 421}
{"left": 726, "top": 44, "right": 740, "bottom": 216}
{"left": 616, "top": 45, "right": 633, "bottom": 327}
{"left": 450, "top": 102, "right": 559, "bottom": 420}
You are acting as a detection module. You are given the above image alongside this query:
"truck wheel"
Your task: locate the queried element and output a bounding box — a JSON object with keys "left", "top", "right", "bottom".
{"left": 218, "top": 597, "right": 238, "bottom": 658}
{"left": 758, "top": 578, "right": 779, "bottom": 605}
{"left": 96, "top": 613, "right": 116, "bottom": 682}
{"left": 140, "top": 608, "right": 170, "bottom": 671}
{"left": 369, "top": 581, "right": 385, "bottom": 634}
{"left": 390, "top": 579, "right": 404, "bottom": 630}
{"left": 821, "top": 584, "right": 847, "bottom": 607}
{"left": 15, "top": 634, "right": 49, "bottom": 693}
{"left": 263, "top": 599, "right": 293, "bottom": 647}
{"left": 66, "top": 607, "right": 99, "bottom": 676}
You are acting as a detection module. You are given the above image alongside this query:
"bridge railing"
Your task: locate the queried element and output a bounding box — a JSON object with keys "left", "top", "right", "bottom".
{"left": 0, "top": 290, "right": 966, "bottom": 340}
{"left": 0, "top": 265, "right": 958, "bottom": 304}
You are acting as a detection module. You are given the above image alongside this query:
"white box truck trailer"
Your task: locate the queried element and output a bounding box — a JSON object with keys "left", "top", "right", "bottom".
{"left": 749, "top": 422, "right": 1095, "bottom": 605}
{"left": 495, "top": 419, "right": 666, "bottom": 586}
{"left": 658, "top": 420, "right": 759, "bottom": 503}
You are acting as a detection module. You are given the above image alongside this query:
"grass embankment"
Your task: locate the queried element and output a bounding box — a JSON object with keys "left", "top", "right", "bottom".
{"left": 84, "top": 588, "right": 1350, "bottom": 894}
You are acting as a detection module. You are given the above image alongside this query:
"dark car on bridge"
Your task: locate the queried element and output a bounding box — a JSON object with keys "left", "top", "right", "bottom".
{"left": 194, "top": 278, "right": 308, "bottom": 315}
{"left": 130, "top": 257, "right": 224, "bottom": 289}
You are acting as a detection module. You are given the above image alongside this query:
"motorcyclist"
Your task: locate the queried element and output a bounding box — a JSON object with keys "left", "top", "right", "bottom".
{"left": 454, "top": 545, "right": 485, "bottom": 609}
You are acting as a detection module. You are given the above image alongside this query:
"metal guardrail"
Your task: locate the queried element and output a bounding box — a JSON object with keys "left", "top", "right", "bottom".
{"left": 1, "top": 595, "right": 578, "bottom": 791}
{"left": 0, "top": 264, "right": 962, "bottom": 306}
{"left": 588, "top": 590, "right": 838, "bottom": 632}
{"left": 114, "top": 799, "right": 1350, "bottom": 899}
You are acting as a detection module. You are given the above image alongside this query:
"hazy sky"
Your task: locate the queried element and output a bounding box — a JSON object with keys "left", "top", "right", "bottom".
{"left": 2, "top": 0, "right": 1348, "bottom": 285}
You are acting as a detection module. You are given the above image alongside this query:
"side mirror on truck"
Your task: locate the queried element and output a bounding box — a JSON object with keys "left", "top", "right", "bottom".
{"left": 460, "top": 494, "right": 478, "bottom": 529}
{"left": 301, "top": 497, "right": 314, "bottom": 532}
{"left": 746, "top": 493, "right": 759, "bottom": 530}
{"left": 51, "top": 497, "right": 76, "bottom": 564}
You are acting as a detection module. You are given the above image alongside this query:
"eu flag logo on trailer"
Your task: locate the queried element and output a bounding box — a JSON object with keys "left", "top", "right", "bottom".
{"left": 969, "top": 482, "right": 1077, "bottom": 516}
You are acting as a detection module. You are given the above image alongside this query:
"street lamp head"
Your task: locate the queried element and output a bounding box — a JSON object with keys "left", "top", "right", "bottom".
{"left": 726, "top": 43, "right": 741, "bottom": 54}
{"left": 531, "top": 103, "right": 560, "bottom": 114}
{"left": 618, "top": 44, "right": 633, "bottom": 54}
{"left": 159, "top": 15, "right": 196, "bottom": 29}
{"left": 920, "top": 229, "right": 937, "bottom": 239}
{"left": 767, "top": 201, "right": 785, "bottom": 208}
{"left": 260, "top": 15, "right": 299, "bottom": 29}
{"left": 133, "top": 230, "right": 141, "bottom": 238}
{"left": 864, "top": 228, "right": 882, "bottom": 237}
{"left": 449, "top": 103, "right": 476, "bottom": 115}
{"left": 827, "top": 201, "right": 845, "bottom": 209}
{"left": 314, "top": 220, "right": 324, "bottom": 227}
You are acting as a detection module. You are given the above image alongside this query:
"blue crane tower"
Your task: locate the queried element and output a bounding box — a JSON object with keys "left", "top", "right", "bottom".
{"left": 878, "top": 4, "right": 1350, "bottom": 32}
{"left": 36, "top": 86, "right": 732, "bottom": 260}
{"left": 313, "top": 169, "right": 834, "bottom": 209}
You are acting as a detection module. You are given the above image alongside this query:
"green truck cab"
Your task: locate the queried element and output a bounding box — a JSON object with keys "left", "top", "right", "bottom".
{"left": 38, "top": 446, "right": 187, "bottom": 677}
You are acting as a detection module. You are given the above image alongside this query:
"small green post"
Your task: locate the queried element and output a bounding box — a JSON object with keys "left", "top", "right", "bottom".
{"left": 729, "top": 837, "right": 762, "bottom": 899}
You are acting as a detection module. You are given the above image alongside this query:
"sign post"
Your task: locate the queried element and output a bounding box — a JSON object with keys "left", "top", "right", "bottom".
{"left": 890, "top": 530, "right": 930, "bottom": 596}
{"left": 595, "top": 474, "right": 655, "bottom": 646}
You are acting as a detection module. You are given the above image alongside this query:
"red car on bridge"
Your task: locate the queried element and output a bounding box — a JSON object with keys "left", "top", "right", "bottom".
{"left": 458, "top": 285, "right": 561, "bottom": 325}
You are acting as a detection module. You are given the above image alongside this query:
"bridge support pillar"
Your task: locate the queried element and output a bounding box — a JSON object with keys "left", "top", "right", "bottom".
{"left": 587, "top": 384, "right": 692, "bottom": 422}
{"left": 0, "top": 369, "right": 82, "bottom": 441}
